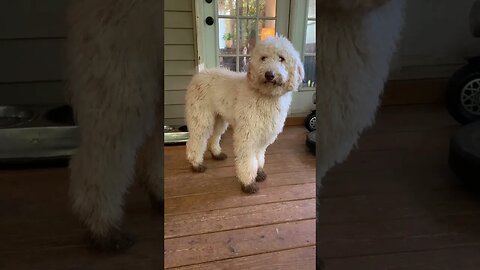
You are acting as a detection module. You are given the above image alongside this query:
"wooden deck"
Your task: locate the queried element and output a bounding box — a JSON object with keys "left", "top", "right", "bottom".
{"left": 3, "top": 103, "right": 477, "bottom": 269}
{"left": 0, "top": 125, "right": 315, "bottom": 270}
{"left": 163, "top": 126, "right": 317, "bottom": 269}
{"left": 319, "top": 104, "right": 480, "bottom": 269}
{"left": 0, "top": 168, "right": 163, "bottom": 269}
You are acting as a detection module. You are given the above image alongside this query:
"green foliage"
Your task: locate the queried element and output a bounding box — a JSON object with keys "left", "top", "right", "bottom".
{"left": 223, "top": 32, "right": 233, "bottom": 40}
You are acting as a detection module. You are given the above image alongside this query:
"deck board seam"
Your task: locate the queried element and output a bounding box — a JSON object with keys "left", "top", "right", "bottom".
{"left": 165, "top": 217, "right": 317, "bottom": 239}
{"left": 165, "top": 244, "right": 317, "bottom": 269}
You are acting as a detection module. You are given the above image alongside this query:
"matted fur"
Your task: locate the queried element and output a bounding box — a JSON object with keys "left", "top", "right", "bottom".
{"left": 317, "top": 0, "right": 406, "bottom": 181}
{"left": 66, "top": 0, "right": 163, "bottom": 248}
{"left": 185, "top": 36, "right": 304, "bottom": 192}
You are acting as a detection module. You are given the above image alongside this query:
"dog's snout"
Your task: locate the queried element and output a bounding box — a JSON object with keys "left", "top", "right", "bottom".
{"left": 265, "top": 71, "right": 275, "bottom": 81}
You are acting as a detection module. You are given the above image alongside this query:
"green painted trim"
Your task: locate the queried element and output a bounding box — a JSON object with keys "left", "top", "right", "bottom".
{"left": 288, "top": 0, "right": 307, "bottom": 56}
{"left": 288, "top": 0, "right": 317, "bottom": 91}
{"left": 276, "top": 0, "right": 290, "bottom": 37}
{"left": 195, "top": 0, "right": 217, "bottom": 69}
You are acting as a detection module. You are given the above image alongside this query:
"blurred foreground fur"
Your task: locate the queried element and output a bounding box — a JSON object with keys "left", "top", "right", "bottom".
{"left": 66, "top": 0, "right": 163, "bottom": 251}
{"left": 317, "top": 0, "right": 405, "bottom": 267}
{"left": 317, "top": 0, "right": 405, "bottom": 181}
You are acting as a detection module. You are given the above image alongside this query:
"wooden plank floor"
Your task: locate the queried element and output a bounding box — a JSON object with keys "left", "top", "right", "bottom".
{"left": 163, "top": 126, "right": 317, "bottom": 269}
{"left": 0, "top": 169, "right": 163, "bottom": 270}
{"left": 318, "top": 104, "right": 480, "bottom": 269}
{"left": 2, "top": 103, "right": 473, "bottom": 270}
{"left": 0, "top": 125, "right": 314, "bottom": 270}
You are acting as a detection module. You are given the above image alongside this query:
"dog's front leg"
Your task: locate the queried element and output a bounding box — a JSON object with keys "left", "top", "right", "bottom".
{"left": 255, "top": 146, "right": 268, "bottom": 182}
{"left": 233, "top": 132, "right": 260, "bottom": 193}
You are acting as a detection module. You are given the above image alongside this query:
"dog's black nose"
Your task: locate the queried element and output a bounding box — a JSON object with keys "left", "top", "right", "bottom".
{"left": 265, "top": 71, "right": 275, "bottom": 81}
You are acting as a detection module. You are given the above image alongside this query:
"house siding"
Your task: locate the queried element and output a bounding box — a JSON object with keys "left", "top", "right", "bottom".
{"left": 0, "top": 1, "right": 67, "bottom": 104}
{"left": 164, "top": 0, "right": 197, "bottom": 126}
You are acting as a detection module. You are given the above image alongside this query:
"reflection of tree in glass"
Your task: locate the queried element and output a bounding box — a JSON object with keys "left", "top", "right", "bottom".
{"left": 259, "top": 1, "right": 265, "bottom": 15}
{"left": 248, "top": 27, "right": 256, "bottom": 50}
{"left": 218, "top": 0, "right": 268, "bottom": 16}
{"left": 219, "top": 0, "right": 236, "bottom": 15}
{"left": 239, "top": 0, "right": 257, "bottom": 16}
{"left": 240, "top": 20, "right": 257, "bottom": 54}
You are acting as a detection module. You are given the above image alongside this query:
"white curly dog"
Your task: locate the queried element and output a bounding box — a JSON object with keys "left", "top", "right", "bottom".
{"left": 185, "top": 36, "right": 304, "bottom": 193}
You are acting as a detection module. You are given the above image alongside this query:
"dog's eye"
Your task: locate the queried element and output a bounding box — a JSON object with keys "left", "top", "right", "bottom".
{"left": 279, "top": 56, "right": 285, "bottom": 62}
{"left": 261, "top": 56, "right": 267, "bottom": 61}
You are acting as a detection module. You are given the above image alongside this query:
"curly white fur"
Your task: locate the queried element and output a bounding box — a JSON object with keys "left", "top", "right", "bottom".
{"left": 185, "top": 36, "right": 304, "bottom": 193}
{"left": 66, "top": 0, "right": 163, "bottom": 245}
{"left": 317, "top": 0, "right": 406, "bottom": 181}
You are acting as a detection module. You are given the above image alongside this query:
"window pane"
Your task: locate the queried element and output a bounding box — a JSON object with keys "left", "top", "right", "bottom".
{"left": 220, "top": 56, "right": 237, "bottom": 71}
{"left": 305, "top": 21, "right": 316, "bottom": 54}
{"left": 259, "top": 0, "right": 276, "bottom": 17}
{"left": 218, "top": 0, "right": 236, "bottom": 16}
{"left": 219, "top": 19, "right": 237, "bottom": 55}
{"left": 308, "top": 0, "right": 315, "bottom": 18}
{"left": 259, "top": 19, "right": 276, "bottom": 40}
{"left": 239, "top": 56, "right": 250, "bottom": 72}
{"left": 303, "top": 55, "right": 316, "bottom": 87}
{"left": 239, "top": 19, "right": 257, "bottom": 54}
{"left": 238, "top": 0, "right": 256, "bottom": 16}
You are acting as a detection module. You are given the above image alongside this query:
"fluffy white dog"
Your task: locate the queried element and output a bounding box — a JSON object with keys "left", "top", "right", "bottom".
{"left": 185, "top": 36, "right": 304, "bottom": 193}
{"left": 66, "top": 0, "right": 162, "bottom": 251}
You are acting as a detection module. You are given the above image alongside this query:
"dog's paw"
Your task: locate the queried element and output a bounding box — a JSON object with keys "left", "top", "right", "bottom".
{"left": 212, "top": 152, "right": 228, "bottom": 160}
{"left": 89, "top": 229, "right": 135, "bottom": 252}
{"left": 255, "top": 169, "right": 267, "bottom": 182}
{"left": 192, "top": 164, "right": 207, "bottom": 173}
{"left": 241, "top": 182, "right": 259, "bottom": 194}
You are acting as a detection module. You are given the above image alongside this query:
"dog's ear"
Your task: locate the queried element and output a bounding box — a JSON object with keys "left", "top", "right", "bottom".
{"left": 296, "top": 56, "right": 305, "bottom": 87}
{"left": 286, "top": 53, "right": 305, "bottom": 92}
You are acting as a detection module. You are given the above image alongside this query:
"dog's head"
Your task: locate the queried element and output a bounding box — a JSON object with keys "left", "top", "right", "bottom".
{"left": 247, "top": 35, "right": 305, "bottom": 96}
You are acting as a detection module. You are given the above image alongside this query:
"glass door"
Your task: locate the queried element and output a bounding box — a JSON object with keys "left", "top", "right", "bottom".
{"left": 201, "top": 0, "right": 289, "bottom": 71}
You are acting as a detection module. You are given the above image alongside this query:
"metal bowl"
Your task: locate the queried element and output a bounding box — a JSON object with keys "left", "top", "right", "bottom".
{"left": 0, "top": 106, "right": 34, "bottom": 128}
{"left": 164, "top": 125, "right": 177, "bottom": 132}
{"left": 164, "top": 125, "right": 189, "bottom": 145}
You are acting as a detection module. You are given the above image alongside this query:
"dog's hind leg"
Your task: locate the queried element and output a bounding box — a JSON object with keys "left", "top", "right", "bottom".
{"left": 186, "top": 113, "right": 215, "bottom": 172}
{"left": 208, "top": 116, "right": 229, "bottom": 160}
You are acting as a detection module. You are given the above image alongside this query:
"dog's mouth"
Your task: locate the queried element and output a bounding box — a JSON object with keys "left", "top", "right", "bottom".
{"left": 263, "top": 80, "right": 283, "bottom": 86}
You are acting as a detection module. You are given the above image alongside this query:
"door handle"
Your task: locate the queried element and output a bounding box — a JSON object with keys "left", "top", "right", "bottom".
{"left": 206, "top": 16, "right": 214, "bottom": 25}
